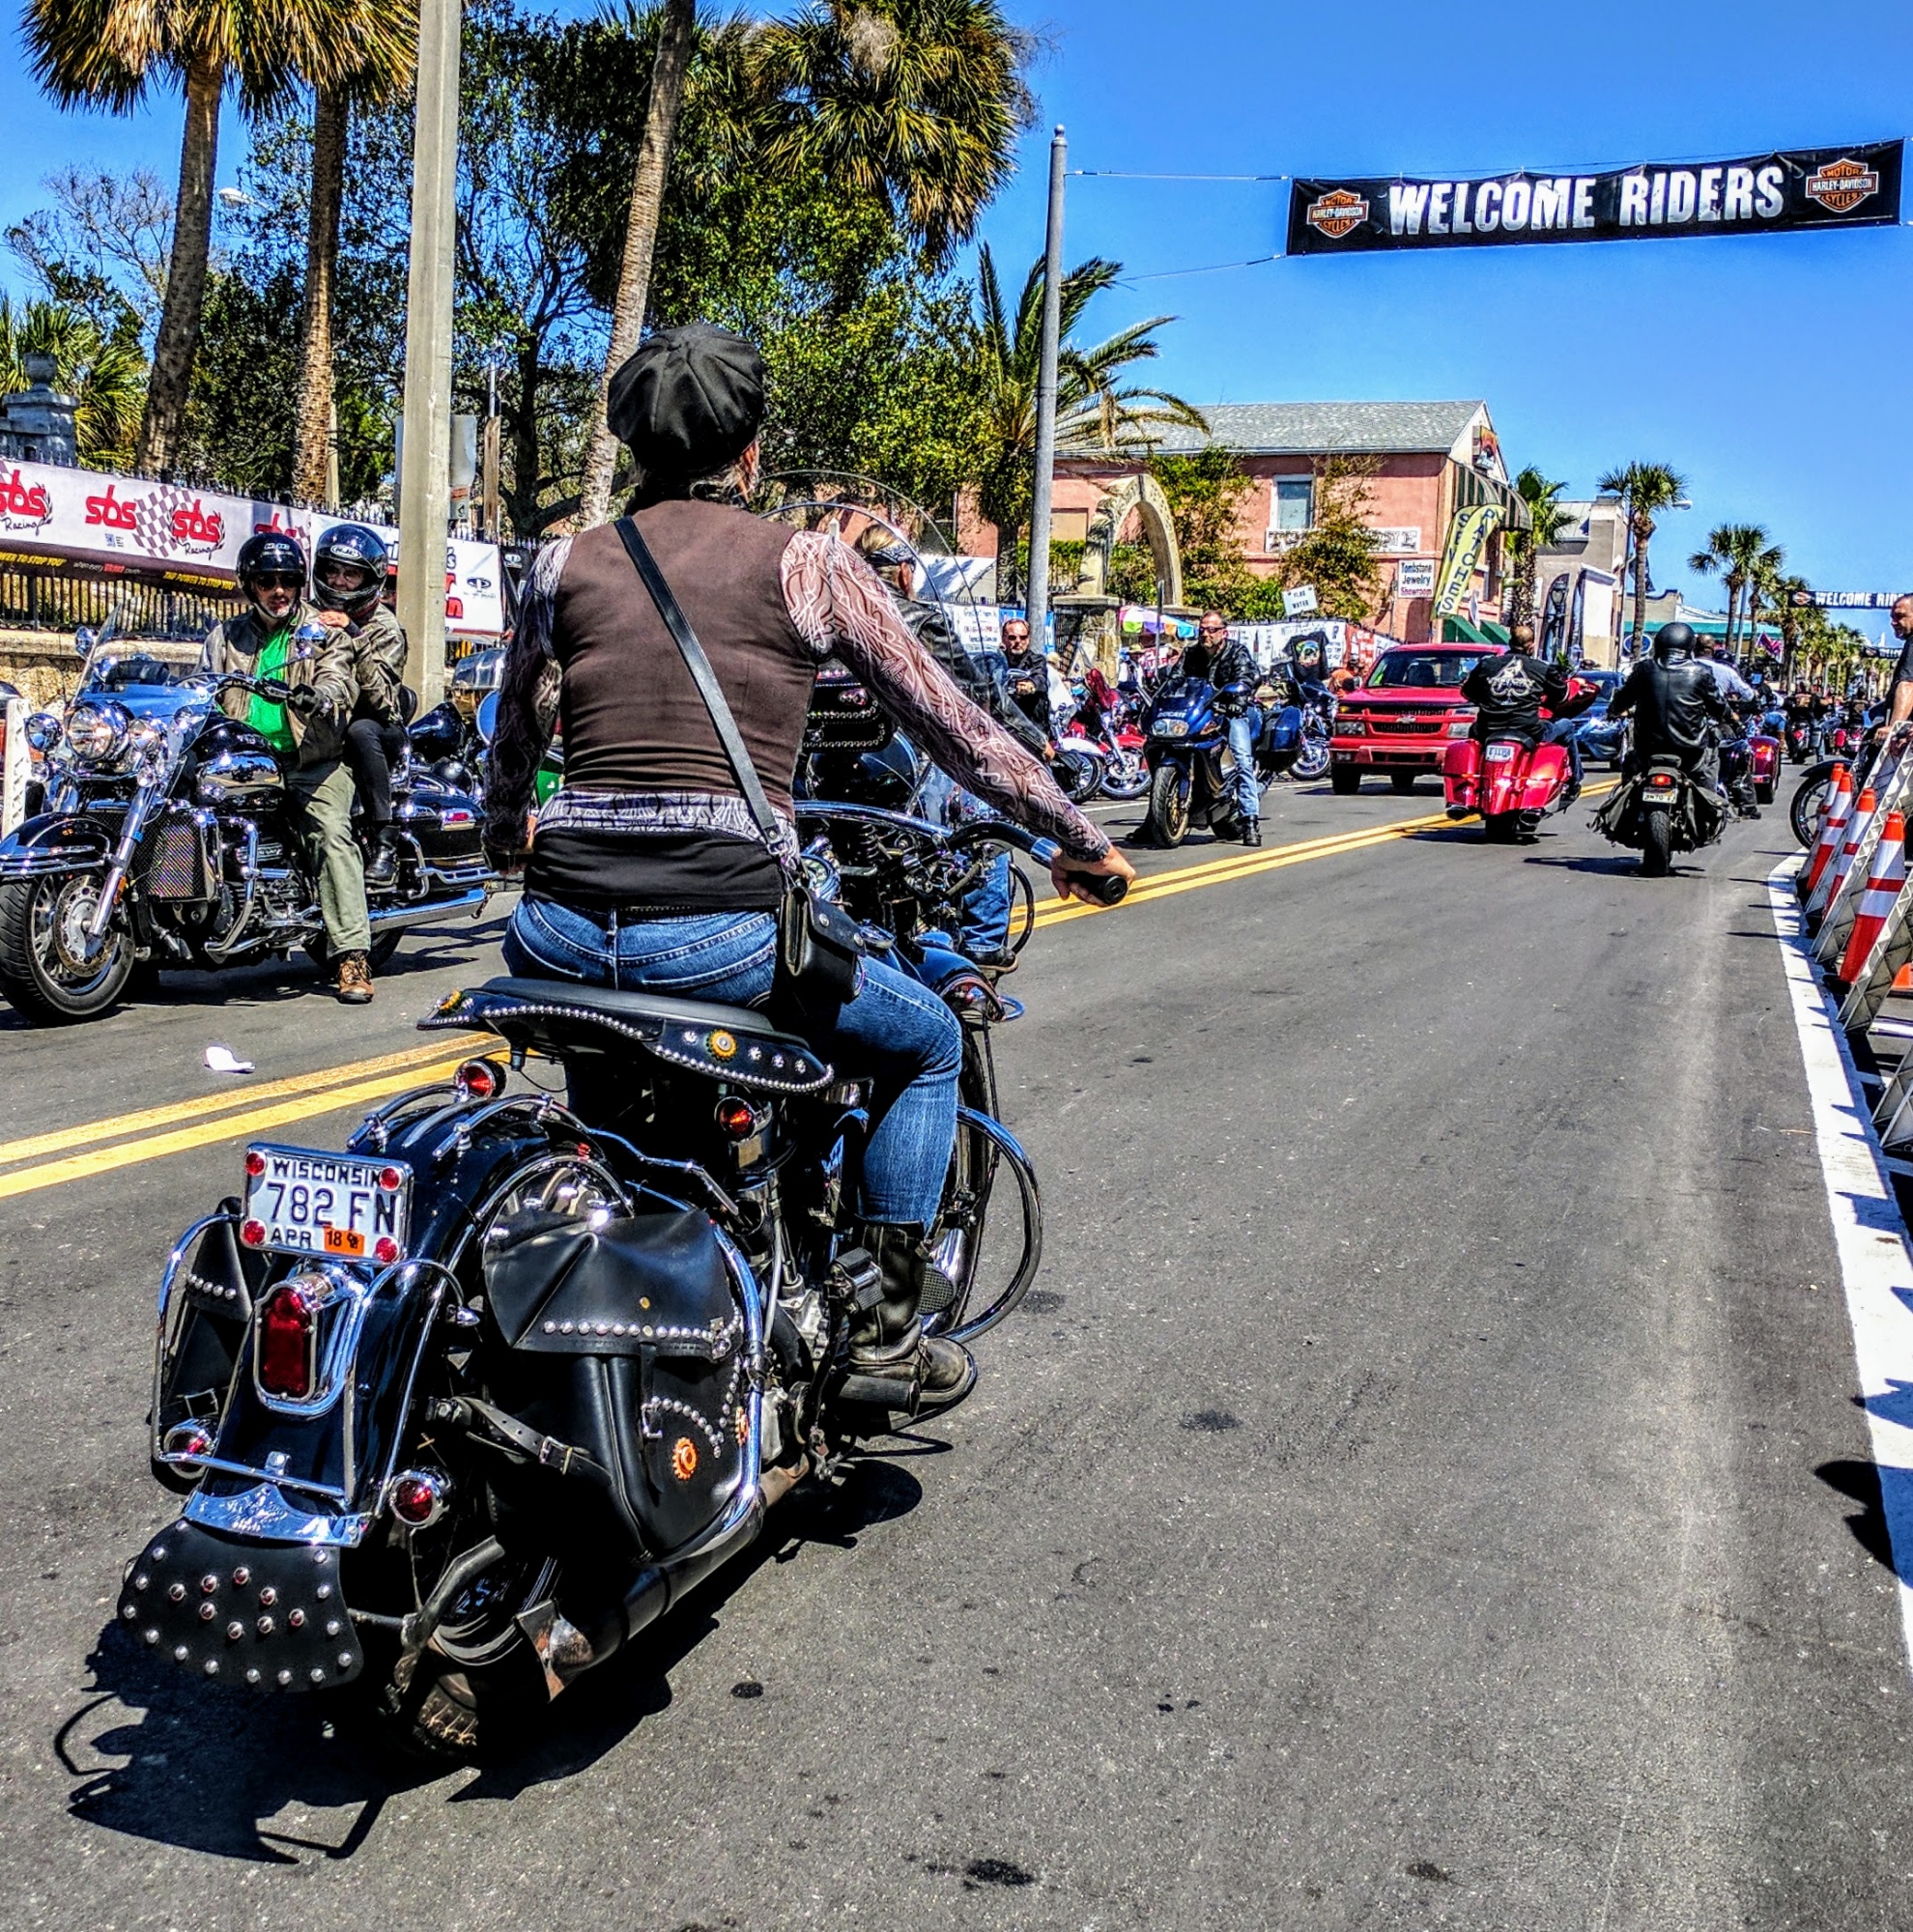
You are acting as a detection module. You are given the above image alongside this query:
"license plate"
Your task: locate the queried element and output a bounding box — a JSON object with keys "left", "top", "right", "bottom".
{"left": 1484, "top": 744, "right": 1517, "bottom": 763}
{"left": 242, "top": 1145, "right": 412, "bottom": 1264}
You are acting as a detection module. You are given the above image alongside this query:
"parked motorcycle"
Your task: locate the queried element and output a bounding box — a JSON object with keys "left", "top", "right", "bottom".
{"left": 1140, "top": 671, "right": 1265, "bottom": 847}
{"left": 119, "top": 803, "right": 1118, "bottom": 1760}
{"left": 1259, "top": 678, "right": 1332, "bottom": 784}
{"left": 0, "top": 632, "right": 494, "bottom": 1022}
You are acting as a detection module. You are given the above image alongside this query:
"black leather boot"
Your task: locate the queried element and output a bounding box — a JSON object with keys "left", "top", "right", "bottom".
{"left": 1241, "top": 815, "right": 1262, "bottom": 846}
{"left": 364, "top": 827, "right": 398, "bottom": 889}
{"left": 841, "top": 1224, "right": 976, "bottom": 1418}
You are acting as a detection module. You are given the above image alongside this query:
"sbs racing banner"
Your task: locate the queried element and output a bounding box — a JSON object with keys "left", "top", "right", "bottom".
{"left": 1287, "top": 141, "right": 1903, "bottom": 255}
{"left": 1432, "top": 505, "right": 1500, "bottom": 619}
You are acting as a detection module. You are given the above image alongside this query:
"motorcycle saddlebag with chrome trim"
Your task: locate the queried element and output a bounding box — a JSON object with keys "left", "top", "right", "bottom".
{"left": 480, "top": 1208, "right": 747, "bottom": 1558}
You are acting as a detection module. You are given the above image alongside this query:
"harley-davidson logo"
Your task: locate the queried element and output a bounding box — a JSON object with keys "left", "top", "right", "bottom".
{"left": 1305, "top": 188, "right": 1369, "bottom": 241}
{"left": 1805, "top": 156, "right": 1880, "bottom": 215}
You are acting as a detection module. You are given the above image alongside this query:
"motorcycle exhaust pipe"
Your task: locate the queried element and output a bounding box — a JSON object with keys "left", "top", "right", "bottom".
{"left": 366, "top": 884, "right": 491, "bottom": 936}
{"left": 517, "top": 1457, "right": 810, "bottom": 1700}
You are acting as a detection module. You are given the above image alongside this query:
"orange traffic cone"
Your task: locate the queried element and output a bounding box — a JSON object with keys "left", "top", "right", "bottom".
{"left": 1894, "top": 965, "right": 1913, "bottom": 993}
{"left": 1810, "top": 785, "right": 1874, "bottom": 922}
{"left": 1836, "top": 811, "right": 1907, "bottom": 986}
{"left": 1803, "top": 766, "right": 1853, "bottom": 898}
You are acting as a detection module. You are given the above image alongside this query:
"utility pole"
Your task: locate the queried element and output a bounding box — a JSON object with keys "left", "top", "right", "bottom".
{"left": 1025, "top": 125, "right": 1066, "bottom": 654}
{"left": 394, "top": 0, "right": 461, "bottom": 710}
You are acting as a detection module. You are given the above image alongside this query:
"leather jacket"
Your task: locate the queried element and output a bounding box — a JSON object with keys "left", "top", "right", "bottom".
{"left": 200, "top": 600, "right": 359, "bottom": 765}
{"left": 348, "top": 605, "right": 409, "bottom": 726}
{"left": 895, "top": 595, "right": 1047, "bottom": 758}
{"left": 1607, "top": 651, "right": 1727, "bottom": 760}
{"left": 1461, "top": 650, "right": 1570, "bottom": 742}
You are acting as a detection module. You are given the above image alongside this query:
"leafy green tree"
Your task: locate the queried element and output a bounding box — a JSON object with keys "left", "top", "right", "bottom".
{"left": 1504, "top": 466, "right": 1573, "bottom": 628}
{"left": 291, "top": 1, "right": 416, "bottom": 505}
{"left": 1277, "top": 455, "right": 1384, "bottom": 622}
{"left": 1686, "top": 522, "right": 1771, "bottom": 656}
{"left": 1597, "top": 460, "right": 1687, "bottom": 653}
{"left": 6, "top": 165, "right": 172, "bottom": 351}
{"left": 21, "top": 0, "right": 412, "bottom": 474}
{"left": 0, "top": 293, "right": 146, "bottom": 468}
{"left": 964, "top": 245, "right": 1204, "bottom": 595}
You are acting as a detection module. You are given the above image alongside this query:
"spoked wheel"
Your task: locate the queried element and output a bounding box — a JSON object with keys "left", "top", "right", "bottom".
{"left": 1147, "top": 763, "right": 1190, "bottom": 847}
{"left": 1053, "top": 747, "right": 1104, "bottom": 804}
{"left": 1099, "top": 750, "right": 1151, "bottom": 801}
{"left": 0, "top": 873, "right": 136, "bottom": 1023}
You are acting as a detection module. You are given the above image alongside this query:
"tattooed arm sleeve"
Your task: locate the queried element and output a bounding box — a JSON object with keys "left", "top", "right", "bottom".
{"left": 781, "top": 531, "right": 1111, "bottom": 863}
{"left": 483, "top": 537, "right": 568, "bottom": 864}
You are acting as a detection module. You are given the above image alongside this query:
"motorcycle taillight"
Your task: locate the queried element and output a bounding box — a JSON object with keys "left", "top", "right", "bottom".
{"left": 256, "top": 1280, "right": 320, "bottom": 1400}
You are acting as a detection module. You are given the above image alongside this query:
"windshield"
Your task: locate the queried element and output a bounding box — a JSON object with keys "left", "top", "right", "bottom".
{"left": 1366, "top": 651, "right": 1489, "bottom": 691}
{"left": 91, "top": 655, "right": 195, "bottom": 690}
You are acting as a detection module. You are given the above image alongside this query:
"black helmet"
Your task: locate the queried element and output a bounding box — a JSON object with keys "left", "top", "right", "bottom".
{"left": 312, "top": 522, "right": 389, "bottom": 621}
{"left": 236, "top": 530, "right": 307, "bottom": 618}
{"left": 1654, "top": 621, "right": 1696, "bottom": 663}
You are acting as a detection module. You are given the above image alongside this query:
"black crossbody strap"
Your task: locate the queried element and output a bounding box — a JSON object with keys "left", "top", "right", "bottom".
{"left": 614, "top": 516, "right": 785, "bottom": 856}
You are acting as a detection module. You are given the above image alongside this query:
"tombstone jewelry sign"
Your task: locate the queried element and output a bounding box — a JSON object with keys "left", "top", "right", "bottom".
{"left": 1287, "top": 142, "right": 1903, "bottom": 255}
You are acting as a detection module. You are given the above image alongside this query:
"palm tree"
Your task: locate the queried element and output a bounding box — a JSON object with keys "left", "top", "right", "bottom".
{"left": 1686, "top": 522, "right": 1769, "bottom": 657}
{"left": 965, "top": 245, "right": 1205, "bottom": 597}
{"left": 1772, "top": 570, "right": 1813, "bottom": 681}
{"left": 574, "top": 0, "right": 1033, "bottom": 529}
{"left": 1597, "top": 461, "right": 1687, "bottom": 655}
{"left": 291, "top": 5, "right": 416, "bottom": 506}
{"left": 22, "top": 0, "right": 395, "bottom": 476}
{"left": 0, "top": 294, "right": 146, "bottom": 469}
{"left": 1503, "top": 467, "right": 1573, "bottom": 628}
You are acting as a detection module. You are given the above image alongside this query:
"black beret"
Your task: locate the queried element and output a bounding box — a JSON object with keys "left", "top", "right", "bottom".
{"left": 605, "top": 323, "right": 765, "bottom": 473}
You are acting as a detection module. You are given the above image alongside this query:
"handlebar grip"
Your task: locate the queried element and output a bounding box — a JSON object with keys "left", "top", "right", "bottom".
{"left": 1072, "top": 870, "right": 1128, "bottom": 906}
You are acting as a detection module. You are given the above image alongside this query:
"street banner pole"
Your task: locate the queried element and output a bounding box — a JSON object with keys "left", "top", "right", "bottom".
{"left": 1026, "top": 126, "right": 1066, "bottom": 653}
{"left": 395, "top": 0, "right": 461, "bottom": 711}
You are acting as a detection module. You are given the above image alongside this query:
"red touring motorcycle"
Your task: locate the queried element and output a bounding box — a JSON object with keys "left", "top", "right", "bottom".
{"left": 1442, "top": 677, "right": 1601, "bottom": 842}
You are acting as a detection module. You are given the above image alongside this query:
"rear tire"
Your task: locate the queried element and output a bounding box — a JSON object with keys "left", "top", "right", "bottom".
{"left": 1329, "top": 766, "right": 1361, "bottom": 796}
{"left": 1147, "top": 763, "right": 1189, "bottom": 847}
{"left": 1389, "top": 771, "right": 1418, "bottom": 795}
{"left": 0, "top": 873, "right": 135, "bottom": 1023}
{"left": 1482, "top": 813, "right": 1519, "bottom": 844}
{"left": 1642, "top": 807, "right": 1672, "bottom": 877}
{"left": 1755, "top": 776, "right": 1777, "bottom": 806}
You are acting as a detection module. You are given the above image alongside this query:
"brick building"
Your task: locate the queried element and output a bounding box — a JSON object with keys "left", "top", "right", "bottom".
{"left": 1041, "top": 400, "right": 1529, "bottom": 644}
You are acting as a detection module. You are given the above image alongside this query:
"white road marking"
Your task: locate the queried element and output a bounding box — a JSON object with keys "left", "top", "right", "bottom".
{"left": 1769, "top": 856, "right": 1913, "bottom": 1673}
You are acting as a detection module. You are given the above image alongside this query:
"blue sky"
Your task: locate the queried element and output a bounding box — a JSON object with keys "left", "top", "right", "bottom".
{"left": 3, "top": 1, "right": 1907, "bottom": 596}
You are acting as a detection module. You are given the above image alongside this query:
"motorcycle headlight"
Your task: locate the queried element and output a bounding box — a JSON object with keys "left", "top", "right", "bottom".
{"left": 65, "top": 701, "right": 131, "bottom": 765}
{"left": 24, "top": 711, "right": 62, "bottom": 753}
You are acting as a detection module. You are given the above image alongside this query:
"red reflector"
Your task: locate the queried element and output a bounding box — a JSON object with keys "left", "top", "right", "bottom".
{"left": 391, "top": 1475, "right": 440, "bottom": 1524}
{"left": 240, "top": 1219, "right": 266, "bottom": 1248}
{"left": 257, "top": 1283, "right": 318, "bottom": 1399}
{"left": 377, "top": 1167, "right": 403, "bottom": 1191}
{"left": 453, "top": 1058, "right": 499, "bottom": 1100}
{"left": 715, "top": 1098, "right": 757, "bottom": 1141}
{"left": 244, "top": 1149, "right": 266, "bottom": 1178}
{"left": 373, "top": 1236, "right": 399, "bottom": 1265}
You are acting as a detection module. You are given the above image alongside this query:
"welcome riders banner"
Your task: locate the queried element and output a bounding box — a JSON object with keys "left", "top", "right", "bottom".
{"left": 1286, "top": 142, "right": 1903, "bottom": 255}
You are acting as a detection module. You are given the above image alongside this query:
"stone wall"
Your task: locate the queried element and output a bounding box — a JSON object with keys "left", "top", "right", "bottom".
{"left": 0, "top": 630, "right": 200, "bottom": 709}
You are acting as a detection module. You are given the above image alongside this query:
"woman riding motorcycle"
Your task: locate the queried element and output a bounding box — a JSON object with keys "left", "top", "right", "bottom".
{"left": 484, "top": 325, "right": 1133, "bottom": 1413}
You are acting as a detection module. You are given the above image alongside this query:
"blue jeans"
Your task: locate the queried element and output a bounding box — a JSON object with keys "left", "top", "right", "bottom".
{"left": 1542, "top": 718, "right": 1585, "bottom": 789}
{"left": 1226, "top": 714, "right": 1262, "bottom": 823}
{"left": 503, "top": 899, "right": 963, "bottom": 1228}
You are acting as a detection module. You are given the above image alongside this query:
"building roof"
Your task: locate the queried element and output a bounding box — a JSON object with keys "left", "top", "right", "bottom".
{"left": 1146, "top": 401, "right": 1488, "bottom": 458}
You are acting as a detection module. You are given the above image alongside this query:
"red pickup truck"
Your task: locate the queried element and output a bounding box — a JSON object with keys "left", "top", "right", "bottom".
{"left": 1329, "top": 644, "right": 1506, "bottom": 795}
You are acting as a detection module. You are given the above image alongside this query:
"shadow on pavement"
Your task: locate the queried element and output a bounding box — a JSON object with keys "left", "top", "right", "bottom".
{"left": 56, "top": 1456, "right": 921, "bottom": 1861}
{"left": 1816, "top": 1457, "right": 1904, "bottom": 1575}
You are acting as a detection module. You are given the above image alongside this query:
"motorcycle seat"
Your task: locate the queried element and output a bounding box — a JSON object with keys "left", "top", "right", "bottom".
{"left": 422, "top": 976, "right": 834, "bottom": 1094}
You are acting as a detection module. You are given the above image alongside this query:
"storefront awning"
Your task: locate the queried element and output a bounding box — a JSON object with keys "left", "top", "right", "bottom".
{"left": 1442, "top": 615, "right": 1494, "bottom": 644}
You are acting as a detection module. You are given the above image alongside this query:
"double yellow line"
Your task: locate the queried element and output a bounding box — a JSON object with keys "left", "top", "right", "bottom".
{"left": 0, "top": 1037, "right": 481, "bottom": 1204}
{"left": 3, "top": 784, "right": 1614, "bottom": 1201}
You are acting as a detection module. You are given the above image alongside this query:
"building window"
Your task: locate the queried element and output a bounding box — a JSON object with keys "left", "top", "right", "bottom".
{"left": 1272, "top": 477, "right": 1313, "bottom": 531}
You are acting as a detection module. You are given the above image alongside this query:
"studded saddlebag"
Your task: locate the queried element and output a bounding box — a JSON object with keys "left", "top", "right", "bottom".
{"left": 481, "top": 1208, "right": 747, "bottom": 1558}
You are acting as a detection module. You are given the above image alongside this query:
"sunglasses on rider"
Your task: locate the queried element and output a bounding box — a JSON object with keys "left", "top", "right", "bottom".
{"left": 252, "top": 572, "right": 304, "bottom": 590}
{"left": 1199, "top": 622, "right": 1228, "bottom": 636}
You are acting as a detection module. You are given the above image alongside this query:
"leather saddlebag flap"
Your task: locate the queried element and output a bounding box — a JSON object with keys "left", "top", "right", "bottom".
{"left": 481, "top": 1208, "right": 747, "bottom": 1555}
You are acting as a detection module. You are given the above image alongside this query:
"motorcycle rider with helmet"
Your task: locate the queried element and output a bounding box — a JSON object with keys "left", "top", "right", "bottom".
{"left": 200, "top": 531, "right": 377, "bottom": 1001}
{"left": 484, "top": 323, "right": 1133, "bottom": 1418}
{"left": 312, "top": 523, "right": 410, "bottom": 887}
{"left": 1604, "top": 620, "right": 1728, "bottom": 791}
